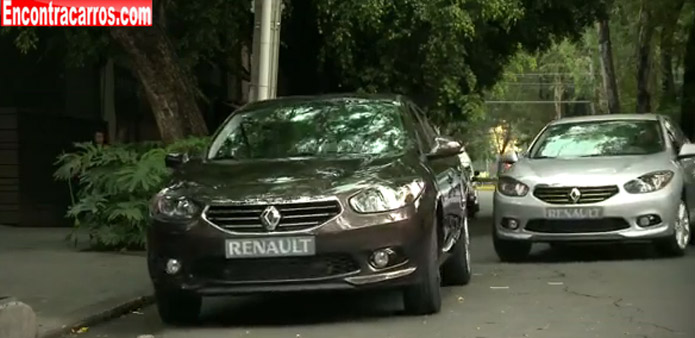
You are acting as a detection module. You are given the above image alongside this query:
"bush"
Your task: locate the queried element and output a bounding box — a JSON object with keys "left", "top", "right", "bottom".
{"left": 54, "top": 138, "right": 209, "bottom": 250}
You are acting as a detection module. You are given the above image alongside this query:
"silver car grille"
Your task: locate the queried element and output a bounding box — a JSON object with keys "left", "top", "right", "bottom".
{"left": 533, "top": 186, "right": 619, "bottom": 205}
{"left": 205, "top": 200, "right": 342, "bottom": 232}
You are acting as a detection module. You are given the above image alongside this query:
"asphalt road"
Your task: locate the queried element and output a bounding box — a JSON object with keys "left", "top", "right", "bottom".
{"left": 67, "top": 191, "right": 695, "bottom": 338}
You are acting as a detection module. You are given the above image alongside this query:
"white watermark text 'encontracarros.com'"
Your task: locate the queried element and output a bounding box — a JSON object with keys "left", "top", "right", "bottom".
{"left": 1, "top": 0, "right": 152, "bottom": 26}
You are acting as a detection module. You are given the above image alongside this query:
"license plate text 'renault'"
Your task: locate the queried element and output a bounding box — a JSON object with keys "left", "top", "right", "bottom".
{"left": 545, "top": 208, "right": 603, "bottom": 219}
{"left": 225, "top": 237, "right": 315, "bottom": 258}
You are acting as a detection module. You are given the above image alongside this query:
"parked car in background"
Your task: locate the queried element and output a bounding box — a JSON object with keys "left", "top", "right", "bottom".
{"left": 493, "top": 114, "right": 694, "bottom": 262}
{"left": 148, "top": 94, "right": 472, "bottom": 324}
{"left": 458, "top": 150, "right": 480, "bottom": 218}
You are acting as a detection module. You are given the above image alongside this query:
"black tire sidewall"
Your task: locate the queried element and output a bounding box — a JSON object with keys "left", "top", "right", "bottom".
{"left": 403, "top": 222, "right": 441, "bottom": 315}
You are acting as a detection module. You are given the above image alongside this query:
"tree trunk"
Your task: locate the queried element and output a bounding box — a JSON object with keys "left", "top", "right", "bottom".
{"left": 659, "top": 0, "right": 685, "bottom": 103}
{"left": 553, "top": 74, "right": 564, "bottom": 119}
{"left": 636, "top": 0, "right": 654, "bottom": 114}
{"left": 597, "top": 18, "right": 620, "bottom": 114}
{"left": 680, "top": 21, "right": 695, "bottom": 139}
{"left": 662, "top": 46, "right": 676, "bottom": 99}
{"left": 499, "top": 122, "right": 513, "bottom": 155}
{"left": 110, "top": 26, "right": 208, "bottom": 143}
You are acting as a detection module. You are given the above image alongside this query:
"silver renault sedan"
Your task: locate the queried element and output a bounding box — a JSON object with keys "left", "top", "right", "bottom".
{"left": 493, "top": 114, "right": 695, "bottom": 261}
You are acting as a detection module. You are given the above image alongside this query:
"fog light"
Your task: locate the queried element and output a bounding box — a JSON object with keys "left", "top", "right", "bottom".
{"left": 502, "top": 218, "right": 520, "bottom": 230}
{"left": 370, "top": 249, "right": 392, "bottom": 269}
{"left": 165, "top": 259, "right": 181, "bottom": 275}
{"left": 637, "top": 214, "right": 661, "bottom": 227}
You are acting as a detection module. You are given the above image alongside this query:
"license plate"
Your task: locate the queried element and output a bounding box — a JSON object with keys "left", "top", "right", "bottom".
{"left": 545, "top": 207, "right": 603, "bottom": 220}
{"left": 225, "top": 236, "right": 315, "bottom": 259}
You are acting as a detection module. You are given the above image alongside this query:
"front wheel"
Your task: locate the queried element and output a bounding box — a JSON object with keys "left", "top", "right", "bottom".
{"left": 654, "top": 200, "right": 691, "bottom": 257}
{"left": 403, "top": 223, "right": 441, "bottom": 315}
{"left": 155, "top": 288, "right": 202, "bottom": 326}
{"left": 441, "top": 217, "right": 472, "bottom": 286}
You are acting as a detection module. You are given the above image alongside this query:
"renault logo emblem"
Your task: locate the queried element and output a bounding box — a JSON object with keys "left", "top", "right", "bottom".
{"left": 569, "top": 188, "right": 582, "bottom": 203}
{"left": 260, "top": 206, "right": 281, "bottom": 231}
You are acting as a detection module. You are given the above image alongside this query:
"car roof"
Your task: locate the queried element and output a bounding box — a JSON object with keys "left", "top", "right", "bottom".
{"left": 239, "top": 93, "right": 409, "bottom": 111}
{"left": 548, "top": 113, "right": 661, "bottom": 126}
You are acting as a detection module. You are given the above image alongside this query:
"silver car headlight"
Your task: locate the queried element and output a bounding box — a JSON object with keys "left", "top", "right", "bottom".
{"left": 349, "top": 179, "right": 425, "bottom": 213}
{"left": 150, "top": 194, "right": 201, "bottom": 220}
{"left": 497, "top": 177, "right": 529, "bottom": 197}
{"left": 624, "top": 170, "right": 674, "bottom": 194}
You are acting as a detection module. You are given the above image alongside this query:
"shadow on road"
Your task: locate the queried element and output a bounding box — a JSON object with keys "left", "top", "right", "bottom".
{"left": 200, "top": 291, "right": 403, "bottom": 327}
{"left": 517, "top": 242, "right": 675, "bottom": 264}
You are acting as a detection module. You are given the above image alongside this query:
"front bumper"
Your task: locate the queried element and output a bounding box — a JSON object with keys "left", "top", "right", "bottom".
{"left": 493, "top": 186, "right": 680, "bottom": 243}
{"left": 147, "top": 205, "right": 433, "bottom": 295}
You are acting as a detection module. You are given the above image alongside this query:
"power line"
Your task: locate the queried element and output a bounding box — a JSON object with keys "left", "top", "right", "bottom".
{"left": 484, "top": 100, "right": 593, "bottom": 104}
{"left": 498, "top": 82, "right": 576, "bottom": 86}
{"left": 506, "top": 73, "right": 593, "bottom": 76}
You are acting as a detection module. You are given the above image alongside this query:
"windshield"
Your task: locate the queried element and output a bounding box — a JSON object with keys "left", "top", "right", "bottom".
{"left": 529, "top": 119, "right": 665, "bottom": 159}
{"left": 207, "top": 99, "right": 412, "bottom": 160}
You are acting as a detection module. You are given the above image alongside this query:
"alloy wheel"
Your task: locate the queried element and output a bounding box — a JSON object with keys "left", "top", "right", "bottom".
{"left": 676, "top": 202, "right": 691, "bottom": 250}
{"left": 463, "top": 216, "right": 471, "bottom": 274}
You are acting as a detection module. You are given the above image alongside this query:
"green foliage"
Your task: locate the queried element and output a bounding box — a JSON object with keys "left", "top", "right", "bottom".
{"left": 304, "top": 0, "right": 604, "bottom": 120}
{"left": 54, "top": 138, "right": 209, "bottom": 250}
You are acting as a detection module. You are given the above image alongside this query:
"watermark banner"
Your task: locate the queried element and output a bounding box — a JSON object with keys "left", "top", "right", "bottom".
{"left": 1, "top": 0, "right": 152, "bottom": 26}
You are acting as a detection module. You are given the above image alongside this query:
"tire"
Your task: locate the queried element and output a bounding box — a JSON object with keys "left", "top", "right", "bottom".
{"left": 403, "top": 223, "right": 442, "bottom": 315}
{"left": 155, "top": 288, "right": 202, "bottom": 325}
{"left": 655, "top": 200, "right": 691, "bottom": 257}
{"left": 441, "top": 216, "right": 472, "bottom": 286}
{"left": 493, "top": 227, "right": 532, "bottom": 262}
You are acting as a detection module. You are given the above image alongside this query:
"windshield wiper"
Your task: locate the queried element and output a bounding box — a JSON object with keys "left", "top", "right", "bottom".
{"left": 576, "top": 154, "right": 607, "bottom": 158}
{"left": 290, "top": 152, "right": 318, "bottom": 158}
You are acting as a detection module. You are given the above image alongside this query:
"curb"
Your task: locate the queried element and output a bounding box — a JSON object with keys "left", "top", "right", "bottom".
{"left": 40, "top": 295, "right": 155, "bottom": 338}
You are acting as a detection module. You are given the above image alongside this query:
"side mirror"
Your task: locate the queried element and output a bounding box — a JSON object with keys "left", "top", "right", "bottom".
{"left": 165, "top": 153, "right": 190, "bottom": 169}
{"left": 678, "top": 143, "right": 695, "bottom": 160}
{"left": 426, "top": 137, "right": 463, "bottom": 160}
{"left": 500, "top": 152, "right": 519, "bottom": 164}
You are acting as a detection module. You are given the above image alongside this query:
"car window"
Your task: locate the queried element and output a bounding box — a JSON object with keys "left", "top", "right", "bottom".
{"left": 408, "top": 103, "right": 437, "bottom": 149}
{"left": 414, "top": 105, "right": 439, "bottom": 138}
{"left": 663, "top": 118, "right": 688, "bottom": 153}
{"left": 529, "top": 119, "right": 666, "bottom": 159}
{"left": 207, "top": 99, "right": 414, "bottom": 160}
{"left": 404, "top": 103, "right": 433, "bottom": 151}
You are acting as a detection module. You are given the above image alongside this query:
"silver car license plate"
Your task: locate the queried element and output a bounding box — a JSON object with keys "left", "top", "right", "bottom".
{"left": 545, "top": 207, "right": 603, "bottom": 220}
{"left": 225, "top": 236, "right": 315, "bottom": 259}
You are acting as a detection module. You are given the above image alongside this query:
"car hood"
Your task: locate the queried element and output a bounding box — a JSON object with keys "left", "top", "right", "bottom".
{"left": 506, "top": 152, "right": 677, "bottom": 187}
{"left": 165, "top": 155, "right": 424, "bottom": 203}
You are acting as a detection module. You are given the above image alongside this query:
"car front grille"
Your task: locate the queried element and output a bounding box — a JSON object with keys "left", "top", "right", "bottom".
{"left": 205, "top": 200, "right": 341, "bottom": 232}
{"left": 533, "top": 186, "right": 619, "bottom": 204}
{"left": 193, "top": 254, "right": 360, "bottom": 282}
{"left": 525, "top": 218, "right": 630, "bottom": 233}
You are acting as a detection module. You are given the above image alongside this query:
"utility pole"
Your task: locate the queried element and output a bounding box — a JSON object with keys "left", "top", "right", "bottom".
{"left": 249, "top": 0, "right": 282, "bottom": 102}
{"left": 269, "top": 0, "right": 283, "bottom": 98}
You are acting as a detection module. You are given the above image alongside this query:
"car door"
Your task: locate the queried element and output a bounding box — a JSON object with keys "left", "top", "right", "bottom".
{"left": 663, "top": 117, "right": 695, "bottom": 217}
{"left": 407, "top": 102, "right": 465, "bottom": 250}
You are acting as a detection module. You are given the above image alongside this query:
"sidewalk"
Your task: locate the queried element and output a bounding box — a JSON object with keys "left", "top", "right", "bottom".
{"left": 0, "top": 225, "right": 153, "bottom": 338}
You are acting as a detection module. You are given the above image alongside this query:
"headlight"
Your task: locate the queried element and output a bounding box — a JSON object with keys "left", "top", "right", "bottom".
{"left": 624, "top": 170, "right": 674, "bottom": 194}
{"left": 150, "top": 194, "right": 201, "bottom": 220}
{"left": 349, "top": 179, "right": 425, "bottom": 213}
{"left": 497, "top": 177, "right": 529, "bottom": 197}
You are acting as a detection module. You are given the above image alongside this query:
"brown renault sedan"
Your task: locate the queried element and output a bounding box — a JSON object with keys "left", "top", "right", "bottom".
{"left": 148, "top": 94, "right": 472, "bottom": 324}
